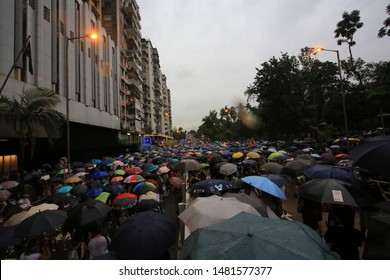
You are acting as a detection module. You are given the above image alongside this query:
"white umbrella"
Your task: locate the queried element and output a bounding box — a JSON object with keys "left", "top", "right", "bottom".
{"left": 178, "top": 195, "right": 261, "bottom": 232}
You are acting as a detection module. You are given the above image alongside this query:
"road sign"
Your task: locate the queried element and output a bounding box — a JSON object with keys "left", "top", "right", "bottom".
{"left": 141, "top": 136, "right": 151, "bottom": 150}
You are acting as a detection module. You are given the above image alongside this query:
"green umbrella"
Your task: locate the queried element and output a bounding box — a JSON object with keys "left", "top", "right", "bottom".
{"left": 181, "top": 212, "right": 339, "bottom": 260}
{"left": 114, "top": 169, "right": 126, "bottom": 176}
{"left": 95, "top": 192, "right": 110, "bottom": 204}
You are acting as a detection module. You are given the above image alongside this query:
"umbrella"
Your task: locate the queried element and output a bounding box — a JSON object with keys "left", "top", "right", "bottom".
{"left": 188, "top": 179, "right": 233, "bottom": 196}
{"left": 103, "top": 182, "right": 123, "bottom": 195}
{"left": 137, "top": 193, "right": 160, "bottom": 212}
{"left": 362, "top": 215, "right": 390, "bottom": 259}
{"left": 0, "top": 225, "right": 18, "bottom": 248}
{"left": 158, "top": 166, "right": 170, "bottom": 174}
{"left": 168, "top": 176, "right": 184, "bottom": 189}
{"left": 123, "top": 174, "right": 144, "bottom": 184}
{"left": 112, "top": 192, "right": 138, "bottom": 204}
{"left": 181, "top": 212, "right": 339, "bottom": 260}
{"left": 247, "top": 152, "right": 261, "bottom": 159}
{"left": 13, "top": 209, "right": 67, "bottom": 239}
{"left": 114, "top": 169, "right": 126, "bottom": 176}
{"left": 241, "top": 159, "right": 258, "bottom": 168}
{"left": 0, "top": 180, "right": 19, "bottom": 190}
{"left": 91, "top": 171, "right": 108, "bottom": 178}
{"left": 219, "top": 163, "right": 238, "bottom": 175}
{"left": 261, "top": 174, "right": 290, "bottom": 188}
{"left": 70, "top": 184, "right": 89, "bottom": 196}
{"left": 349, "top": 135, "right": 390, "bottom": 179}
{"left": 222, "top": 192, "right": 275, "bottom": 218}
{"left": 56, "top": 185, "right": 73, "bottom": 194}
{"left": 298, "top": 178, "right": 371, "bottom": 207}
{"left": 303, "top": 165, "right": 357, "bottom": 183}
{"left": 268, "top": 152, "right": 285, "bottom": 161}
{"left": 261, "top": 162, "right": 283, "bottom": 174}
{"left": 56, "top": 196, "right": 79, "bottom": 210}
{"left": 111, "top": 176, "right": 124, "bottom": 183}
{"left": 111, "top": 211, "right": 176, "bottom": 259}
{"left": 132, "top": 182, "right": 159, "bottom": 195}
{"left": 281, "top": 159, "right": 315, "bottom": 177}
{"left": 112, "top": 197, "right": 137, "bottom": 210}
{"left": 241, "top": 176, "right": 287, "bottom": 200}
{"left": 95, "top": 192, "right": 111, "bottom": 204}
{"left": 64, "top": 176, "right": 82, "bottom": 184}
{"left": 66, "top": 199, "right": 112, "bottom": 228}
{"left": 125, "top": 167, "right": 142, "bottom": 174}
{"left": 113, "top": 160, "right": 125, "bottom": 167}
{"left": 178, "top": 195, "right": 261, "bottom": 232}
{"left": 87, "top": 187, "right": 103, "bottom": 198}
{"left": 173, "top": 159, "right": 201, "bottom": 173}
{"left": 232, "top": 152, "right": 244, "bottom": 159}
{"left": 4, "top": 203, "right": 59, "bottom": 227}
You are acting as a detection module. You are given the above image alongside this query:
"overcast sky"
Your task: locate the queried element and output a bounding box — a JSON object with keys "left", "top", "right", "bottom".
{"left": 137, "top": 0, "right": 389, "bottom": 131}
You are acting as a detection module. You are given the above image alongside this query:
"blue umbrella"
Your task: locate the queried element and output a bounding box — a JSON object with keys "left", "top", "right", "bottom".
{"left": 92, "top": 171, "right": 108, "bottom": 178}
{"left": 56, "top": 185, "right": 73, "bottom": 193}
{"left": 241, "top": 176, "right": 287, "bottom": 200}
{"left": 303, "top": 165, "right": 356, "bottom": 183}
{"left": 88, "top": 187, "right": 103, "bottom": 198}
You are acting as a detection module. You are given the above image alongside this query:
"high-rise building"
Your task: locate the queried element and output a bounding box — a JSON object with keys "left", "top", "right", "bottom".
{"left": 0, "top": 0, "right": 172, "bottom": 173}
{"left": 102, "top": 0, "right": 144, "bottom": 144}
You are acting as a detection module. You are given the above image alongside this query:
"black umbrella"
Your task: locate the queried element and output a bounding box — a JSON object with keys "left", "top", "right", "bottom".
{"left": 70, "top": 184, "right": 89, "bottom": 196}
{"left": 111, "top": 211, "right": 176, "bottom": 259}
{"left": 349, "top": 135, "right": 390, "bottom": 180}
{"left": 112, "top": 197, "right": 137, "bottom": 211}
{"left": 13, "top": 209, "right": 67, "bottom": 239}
{"left": 281, "top": 159, "right": 315, "bottom": 177}
{"left": 66, "top": 199, "right": 112, "bottom": 228}
{"left": 222, "top": 192, "right": 271, "bottom": 217}
{"left": 298, "top": 178, "right": 373, "bottom": 207}
{"left": 189, "top": 179, "right": 233, "bottom": 196}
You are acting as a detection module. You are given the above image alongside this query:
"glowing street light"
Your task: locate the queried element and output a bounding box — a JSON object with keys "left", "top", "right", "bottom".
{"left": 310, "top": 47, "right": 349, "bottom": 136}
{"left": 65, "top": 32, "right": 98, "bottom": 172}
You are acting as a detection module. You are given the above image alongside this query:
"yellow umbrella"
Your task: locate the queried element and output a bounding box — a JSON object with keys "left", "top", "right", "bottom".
{"left": 232, "top": 152, "right": 244, "bottom": 159}
{"left": 64, "top": 176, "right": 82, "bottom": 184}
{"left": 247, "top": 152, "right": 261, "bottom": 159}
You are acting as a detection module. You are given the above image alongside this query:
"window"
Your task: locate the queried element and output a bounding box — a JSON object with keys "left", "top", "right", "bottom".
{"left": 60, "top": 21, "right": 65, "bottom": 35}
{"left": 43, "top": 6, "right": 50, "bottom": 22}
{"left": 29, "top": 0, "right": 35, "bottom": 9}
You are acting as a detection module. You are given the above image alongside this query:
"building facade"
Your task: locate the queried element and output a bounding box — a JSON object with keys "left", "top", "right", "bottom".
{"left": 0, "top": 0, "right": 172, "bottom": 174}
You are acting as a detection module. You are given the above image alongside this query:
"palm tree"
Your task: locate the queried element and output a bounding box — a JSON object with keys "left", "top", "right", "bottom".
{"left": 378, "top": 4, "right": 390, "bottom": 38}
{"left": 0, "top": 87, "right": 65, "bottom": 185}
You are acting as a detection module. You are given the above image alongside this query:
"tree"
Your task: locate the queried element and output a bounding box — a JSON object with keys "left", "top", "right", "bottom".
{"left": 197, "top": 110, "right": 223, "bottom": 141}
{"left": 245, "top": 53, "right": 304, "bottom": 139}
{"left": 334, "top": 10, "right": 364, "bottom": 62}
{"left": 378, "top": 4, "right": 390, "bottom": 38}
{"left": 0, "top": 87, "right": 65, "bottom": 184}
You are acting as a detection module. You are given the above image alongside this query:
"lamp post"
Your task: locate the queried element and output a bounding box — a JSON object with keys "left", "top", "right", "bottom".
{"left": 311, "top": 47, "right": 349, "bottom": 136}
{"left": 66, "top": 32, "right": 98, "bottom": 172}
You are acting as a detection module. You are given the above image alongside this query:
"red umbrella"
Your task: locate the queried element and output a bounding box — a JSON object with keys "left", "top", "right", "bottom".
{"left": 111, "top": 176, "right": 124, "bottom": 183}
{"left": 112, "top": 193, "right": 138, "bottom": 204}
{"left": 125, "top": 167, "right": 142, "bottom": 174}
{"left": 123, "top": 175, "right": 144, "bottom": 184}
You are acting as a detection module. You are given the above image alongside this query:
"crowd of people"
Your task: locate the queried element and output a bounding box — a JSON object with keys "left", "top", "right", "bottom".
{"left": 0, "top": 135, "right": 389, "bottom": 260}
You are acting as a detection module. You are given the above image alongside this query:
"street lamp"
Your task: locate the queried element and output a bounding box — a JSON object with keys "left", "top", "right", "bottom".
{"left": 310, "top": 47, "right": 349, "bottom": 136}
{"left": 66, "top": 32, "right": 98, "bottom": 172}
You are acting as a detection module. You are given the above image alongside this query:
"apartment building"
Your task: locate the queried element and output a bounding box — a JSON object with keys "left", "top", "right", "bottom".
{"left": 0, "top": 0, "right": 172, "bottom": 172}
